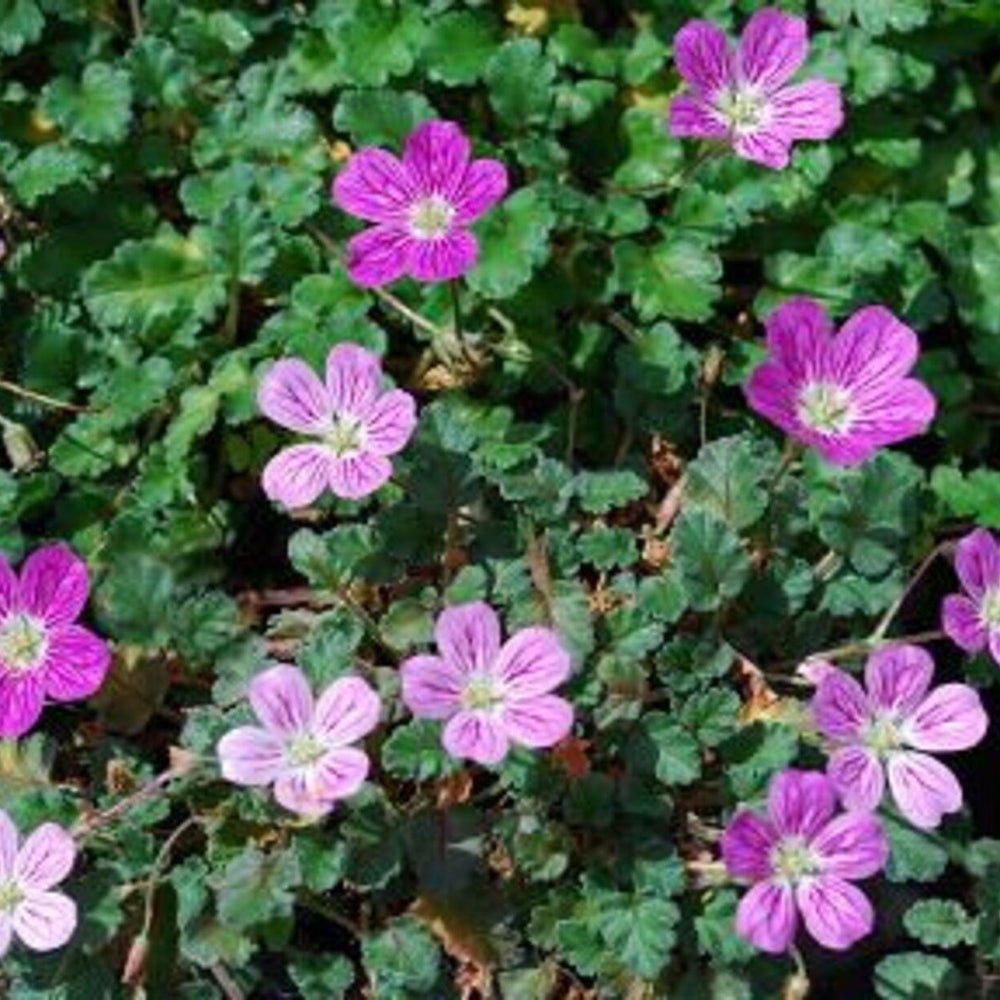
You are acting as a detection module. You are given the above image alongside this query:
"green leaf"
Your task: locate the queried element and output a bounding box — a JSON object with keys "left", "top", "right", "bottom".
{"left": 884, "top": 811, "right": 950, "bottom": 884}
{"left": 41, "top": 62, "right": 132, "bottom": 144}
{"left": 333, "top": 89, "right": 435, "bottom": 147}
{"left": 381, "top": 720, "right": 455, "bottom": 782}
{"left": 672, "top": 511, "right": 751, "bottom": 611}
{"left": 485, "top": 39, "right": 556, "bottom": 125}
{"left": 0, "top": 0, "right": 43, "bottom": 55}
{"left": 819, "top": 0, "right": 932, "bottom": 35}
{"left": 214, "top": 846, "right": 301, "bottom": 931}
{"left": 289, "top": 954, "right": 355, "bottom": 1000}
{"left": 596, "top": 896, "right": 679, "bottom": 981}
{"left": 9, "top": 145, "right": 98, "bottom": 207}
{"left": 362, "top": 918, "right": 440, "bottom": 997}
{"left": 630, "top": 711, "right": 702, "bottom": 787}
{"left": 874, "top": 951, "right": 963, "bottom": 999}
{"left": 932, "top": 465, "right": 1000, "bottom": 530}
{"left": 903, "top": 899, "right": 977, "bottom": 948}
{"left": 684, "top": 435, "right": 777, "bottom": 531}
{"left": 198, "top": 200, "right": 276, "bottom": 284}
{"left": 421, "top": 10, "right": 497, "bottom": 86}
{"left": 574, "top": 469, "right": 648, "bottom": 514}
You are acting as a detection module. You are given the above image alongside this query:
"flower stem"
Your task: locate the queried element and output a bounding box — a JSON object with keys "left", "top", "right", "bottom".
{"left": 0, "top": 378, "right": 94, "bottom": 413}
{"left": 449, "top": 278, "right": 472, "bottom": 360}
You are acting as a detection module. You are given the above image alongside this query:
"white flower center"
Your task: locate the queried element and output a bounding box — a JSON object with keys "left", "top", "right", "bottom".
{"left": 324, "top": 414, "right": 366, "bottom": 459}
{"left": 863, "top": 714, "right": 903, "bottom": 757}
{"left": 770, "top": 836, "right": 820, "bottom": 884}
{"left": 715, "top": 85, "right": 769, "bottom": 133}
{"left": 796, "top": 382, "right": 856, "bottom": 436}
{"left": 0, "top": 612, "right": 48, "bottom": 673}
{"left": 0, "top": 879, "right": 23, "bottom": 912}
{"left": 461, "top": 673, "right": 506, "bottom": 712}
{"left": 408, "top": 195, "right": 455, "bottom": 240}
{"left": 981, "top": 587, "right": 1000, "bottom": 628}
{"left": 286, "top": 732, "right": 327, "bottom": 768}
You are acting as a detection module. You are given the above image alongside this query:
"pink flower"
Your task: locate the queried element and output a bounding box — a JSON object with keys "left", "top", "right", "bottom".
{"left": 812, "top": 644, "right": 987, "bottom": 830}
{"left": 0, "top": 809, "right": 77, "bottom": 958}
{"left": 400, "top": 602, "right": 574, "bottom": 766}
{"left": 745, "top": 297, "right": 936, "bottom": 466}
{"left": 258, "top": 343, "right": 417, "bottom": 509}
{"left": 942, "top": 528, "right": 1000, "bottom": 665}
{"left": 217, "top": 665, "right": 381, "bottom": 817}
{"left": 723, "top": 769, "right": 887, "bottom": 954}
{"left": 332, "top": 119, "right": 508, "bottom": 288}
{"left": 0, "top": 545, "right": 111, "bottom": 739}
{"left": 669, "top": 8, "right": 844, "bottom": 169}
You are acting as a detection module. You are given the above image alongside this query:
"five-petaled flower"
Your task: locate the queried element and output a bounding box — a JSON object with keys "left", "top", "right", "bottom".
{"left": 0, "top": 545, "right": 111, "bottom": 739}
{"left": 744, "top": 297, "right": 936, "bottom": 466}
{"left": 942, "top": 528, "right": 1000, "bottom": 667}
{"left": 258, "top": 343, "right": 418, "bottom": 509}
{"left": 669, "top": 8, "right": 844, "bottom": 169}
{"left": 0, "top": 809, "right": 77, "bottom": 959}
{"left": 812, "top": 644, "right": 988, "bottom": 830}
{"left": 218, "top": 665, "right": 381, "bottom": 817}
{"left": 722, "top": 769, "right": 888, "bottom": 954}
{"left": 332, "top": 119, "right": 508, "bottom": 288}
{"left": 401, "top": 602, "right": 574, "bottom": 766}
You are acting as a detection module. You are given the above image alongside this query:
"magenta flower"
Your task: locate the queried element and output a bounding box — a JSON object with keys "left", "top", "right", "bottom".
{"left": 258, "top": 343, "right": 417, "bottom": 509}
{"left": 723, "top": 769, "right": 887, "bottom": 954}
{"left": 0, "top": 545, "right": 111, "bottom": 739}
{"left": 942, "top": 528, "right": 1000, "bottom": 665}
{"left": 744, "top": 297, "right": 936, "bottom": 466}
{"left": 669, "top": 8, "right": 843, "bottom": 169}
{"left": 812, "top": 644, "right": 987, "bottom": 830}
{"left": 401, "top": 602, "right": 574, "bottom": 766}
{"left": 332, "top": 119, "right": 508, "bottom": 288}
{"left": 218, "top": 665, "right": 381, "bottom": 817}
{"left": 0, "top": 809, "right": 77, "bottom": 958}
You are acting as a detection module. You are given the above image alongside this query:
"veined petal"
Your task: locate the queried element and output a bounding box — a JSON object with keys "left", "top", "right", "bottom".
{"left": 311, "top": 746, "right": 369, "bottom": 803}
{"left": 673, "top": 20, "right": 732, "bottom": 98}
{"left": 312, "top": 676, "right": 381, "bottom": 746}
{"left": 42, "top": 626, "right": 111, "bottom": 702}
{"left": 400, "top": 655, "right": 464, "bottom": 720}
{"left": 735, "top": 881, "right": 797, "bottom": 954}
{"left": 325, "top": 343, "right": 382, "bottom": 418}
{"left": 737, "top": 9, "right": 807, "bottom": 92}
{"left": 500, "top": 695, "right": 573, "bottom": 749}
{"left": 273, "top": 772, "right": 333, "bottom": 817}
{"left": 796, "top": 877, "right": 874, "bottom": 952}
{"left": 12, "top": 890, "right": 77, "bottom": 952}
{"left": 827, "top": 746, "right": 885, "bottom": 814}
{"left": 887, "top": 751, "right": 963, "bottom": 830}
{"left": 829, "top": 306, "right": 919, "bottom": 390}
{"left": 217, "top": 726, "right": 284, "bottom": 786}
{"left": 722, "top": 810, "right": 778, "bottom": 880}
{"left": 19, "top": 546, "right": 89, "bottom": 627}
{"left": 904, "top": 683, "right": 988, "bottom": 753}
{"left": 328, "top": 452, "right": 392, "bottom": 500}
{"left": 763, "top": 296, "right": 834, "bottom": 375}
{"left": 0, "top": 554, "right": 17, "bottom": 619}
{"left": 408, "top": 230, "right": 478, "bottom": 283}
{"left": 0, "top": 809, "right": 18, "bottom": 879}
{"left": 14, "top": 824, "right": 75, "bottom": 891}
{"left": 864, "top": 644, "right": 934, "bottom": 715}
{"left": 442, "top": 710, "right": 509, "bottom": 765}
{"left": 493, "top": 626, "right": 571, "bottom": 697}
{"left": 0, "top": 673, "right": 45, "bottom": 740}
{"left": 811, "top": 668, "right": 869, "bottom": 741}
{"left": 248, "top": 664, "right": 313, "bottom": 736}
{"left": 402, "top": 120, "right": 471, "bottom": 199}
{"left": 812, "top": 812, "right": 888, "bottom": 881}
{"left": 733, "top": 127, "right": 792, "bottom": 169}
{"left": 954, "top": 528, "right": 1000, "bottom": 600}
{"left": 261, "top": 445, "right": 333, "bottom": 510}
{"left": 257, "top": 359, "right": 330, "bottom": 434}
{"left": 767, "top": 769, "right": 836, "bottom": 839}
{"left": 942, "top": 594, "right": 988, "bottom": 653}
{"left": 363, "top": 390, "right": 417, "bottom": 457}
{"left": 332, "top": 147, "right": 414, "bottom": 224}
{"left": 669, "top": 95, "right": 728, "bottom": 140}
{"left": 768, "top": 79, "right": 844, "bottom": 140}
{"left": 344, "top": 225, "right": 412, "bottom": 289}
{"left": 435, "top": 602, "right": 502, "bottom": 676}
{"left": 453, "top": 159, "right": 508, "bottom": 224}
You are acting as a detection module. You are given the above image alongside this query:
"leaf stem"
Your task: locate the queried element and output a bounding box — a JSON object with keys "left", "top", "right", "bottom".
{"left": 0, "top": 378, "right": 94, "bottom": 413}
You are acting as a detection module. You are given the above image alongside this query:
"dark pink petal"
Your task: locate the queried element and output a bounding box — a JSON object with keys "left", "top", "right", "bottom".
{"left": 363, "top": 390, "right": 417, "bottom": 457}
{"left": 887, "top": 751, "right": 962, "bottom": 830}
{"left": 0, "top": 673, "right": 45, "bottom": 739}
{"left": 248, "top": 664, "right": 313, "bottom": 736}
{"left": 344, "top": 225, "right": 412, "bottom": 288}
{"left": 812, "top": 812, "right": 888, "bottom": 880}
{"left": 904, "top": 683, "right": 988, "bottom": 752}
{"left": 402, "top": 120, "right": 471, "bottom": 198}
{"left": 494, "top": 626, "right": 571, "bottom": 698}
{"left": 0, "top": 914, "right": 10, "bottom": 959}
{"left": 734, "top": 127, "right": 792, "bottom": 169}
{"left": 827, "top": 746, "right": 885, "bottom": 814}
{"left": 312, "top": 746, "right": 369, "bottom": 802}
{"left": 408, "top": 230, "right": 478, "bottom": 283}
{"left": 829, "top": 306, "right": 919, "bottom": 390}
{"left": 954, "top": 528, "right": 1000, "bottom": 600}
{"left": 328, "top": 452, "right": 392, "bottom": 499}
{"left": 19, "top": 546, "right": 89, "bottom": 626}
{"left": 42, "top": 625, "right": 111, "bottom": 702}
{"left": 673, "top": 20, "right": 732, "bottom": 98}
{"left": 453, "top": 160, "right": 508, "bottom": 224}
{"left": 332, "top": 148, "right": 413, "bottom": 224}
{"left": 261, "top": 445, "right": 333, "bottom": 510}
{"left": 768, "top": 80, "right": 844, "bottom": 140}
{"left": 737, "top": 9, "right": 808, "bottom": 92}
{"left": 14, "top": 824, "right": 75, "bottom": 891}
{"left": 442, "top": 710, "right": 509, "bottom": 765}
{"left": 942, "top": 594, "right": 988, "bottom": 653}
{"left": 312, "top": 676, "right": 381, "bottom": 746}
{"left": 810, "top": 434, "right": 878, "bottom": 467}
{"left": 763, "top": 296, "right": 833, "bottom": 371}
{"left": 273, "top": 772, "right": 332, "bottom": 817}
{"left": 325, "top": 343, "right": 382, "bottom": 417}
{"left": 0, "top": 554, "right": 17, "bottom": 618}
{"left": 811, "top": 668, "right": 868, "bottom": 741}
{"left": 767, "top": 768, "right": 837, "bottom": 838}
{"left": 12, "top": 890, "right": 76, "bottom": 952}
{"left": 0, "top": 809, "right": 18, "bottom": 878}
{"left": 852, "top": 378, "right": 936, "bottom": 451}
{"left": 501, "top": 694, "right": 573, "bottom": 748}
{"left": 400, "top": 655, "right": 464, "bottom": 720}
{"left": 721, "top": 810, "right": 778, "bottom": 880}
{"left": 217, "top": 726, "right": 284, "bottom": 786}
{"left": 744, "top": 362, "right": 799, "bottom": 437}
{"left": 435, "top": 602, "right": 502, "bottom": 675}
{"left": 735, "top": 881, "right": 797, "bottom": 954}
{"left": 796, "top": 877, "right": 874, "bottom": 951}
{"left": 257, "top": 359, "right": 331, "bottom": 434}
{"left": 864, "top": 644, "right": 934, "bottom": 715}
{"left": 669, "top": 95, "right": 728, "bottom": 139}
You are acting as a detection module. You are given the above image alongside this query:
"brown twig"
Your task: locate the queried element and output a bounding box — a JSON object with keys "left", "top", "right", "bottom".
{"left": 0, "top": 379, "right": 94, "bottom": 413}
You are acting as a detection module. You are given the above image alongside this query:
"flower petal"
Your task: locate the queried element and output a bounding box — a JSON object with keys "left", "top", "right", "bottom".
{"left": 493, "top": 626, "right": 571, "bottom": 698}
{"left": 41, "top": 625, "right": 111, "bottom": 702}
{"left": 669, "top": 95, "right": 728, "bottom": 140}
{"left": 344, "top": 225, "right": 412, "bottom": 288}
{"left": 0, "top": 673, "right": 45, "bottom": 740}
{"left": 954, "top": 528, "right": 1000, "bottom": 601}
{"left": 12, "top": 890, "right": 77, "bottom": 952}
{"left": 248, "top": 664, "right": 313, "bottom": 736}
{"left": 313, "top": 676, "right": 381, "bottom": 746}
{"left": 261, "top": 445, "right": 333, "bottom": 510}
{"left": 887, "top": 751, "right": 963, "bottom": 830}
{"left": 722, "top": 810, "right": 778, "bottom": 880}
{"left": 217, "top": 726, "right": 284, "bottom": 786}
{"left": 673, "top": 20, "right": 732, "bottom": 98}
{"left": 811, "top": 668, "right": 868, "bottom": 741}
{"left": 19, "top": 546, "right": 89, "bottom": 626}
{"left": 273, "top": 772, "right": 332, "bottom": 817}
{"left": 363, "top": 389, "right": 417, "bottom": 457}
{"left": 0, "top": 809, "right": 19, "bottom": 879}
{"left": 796, "top": 877, "right": 874, "bottom": 952}
{"left": 442, "top": 710, "right": 509, "bottom": 765}
{"left": 763, "top": 296, "right": 834, "bottom": 373}
{"left": 768, "top": 79, "right": 844, "bottom": 140}
{"left": 812, "top": 812, "right": 888, "bottom": 880}
{"left": 408, "top": 230, "right": 479, "bottom": 283}
{"left": 14, "top": 824, "right": 75, "bottom": 891}
{"left": 827, "top": 746, "right": 885, "bottom": 814}
{"left": 257, "top": 359, "right": 330, "bottom": 434}
{"left": 864, "top": 644, "right": 934, "bottom": 715}
{"left": 0, "top": 914, "right": 10, "bottom": 959}
{"left": 328, "top": 452, "right": 392, "bottom": 500}
{"left": 453, "top": 159, "right": 508, "bottom": 224}
{"left": 829, "top": 306, "right": 919, "bottom": 390}
{"left": 0, "top": 553, "right": 17, "bottom": 619}
{"left": 852, "top": 378, "right": 936, "bottom": 450}
{"left": 402, "top": 120, "right": 470, "bottom": 198}
{"left": 435, "top": 602, "right": 502, "bottom": 676}
{"left": 500, "top": 694, "right": 573, "bottom": 748}
{"left": 400, "top": 655, "right": 464, "bottom": 720}
{"left": 332, "top": 148, "right": 413, "bottom": 224}
{"left": 325, "top": 343, "right": 382, "bottom": 418}
{"left": 311, "top": 746, "right": 369, "bottom": 802}
{"left": 745, "top": 361, "right": 799, "bottom": 436}
{"left": 767, "top": 769, "right": 837, "bottom": 839}
{"left": 942, "top": 594, "right": 988, "bottom": 653}
{"left": 904, "top": 684, "right": 988, "bottom": 753}
{"left": 735, "top": 881, "right": 797, "bottom": 954}
{"left": 733, "top": 127, "right": 792, "bottom": 169}
{"left": 737, "top": 9, "right": 808, "bottom": 92}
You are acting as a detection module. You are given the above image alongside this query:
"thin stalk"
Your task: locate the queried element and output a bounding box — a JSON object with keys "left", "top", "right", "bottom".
{"left": 0, "top": 378, "right": 94, "bottom": 413}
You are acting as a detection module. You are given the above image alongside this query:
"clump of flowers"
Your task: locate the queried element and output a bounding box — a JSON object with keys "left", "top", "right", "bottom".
{"left": 722, "top": 769, "right": 888, "bottom": 954}
{"left": 669, "top": 8, "right": 843, "bottom": 169}
{"left": 258, "top": 343, "right": 417, "bottom": 508}
{"left": 942, "top": 528, "right": 1000, "bottom": 666}
{"left": 0, "top": 809, "right": 77, "bottom": 958}
{"left": 0, "top": 545, "right": 111, "bottom": 739}
{"left": 401, "top": 601, "right": 574, "bottom": 765}
{"left": 218, "top": 665, "right": 381, "bottom": 817}
{"left": 744, "top": 297, "right": 936, "bottom": 465}
{"left": 812, "top": 644, "right": 988, "bottom": 829}
{"left": 332, "top": 119, "right": 508, "bottom": 288}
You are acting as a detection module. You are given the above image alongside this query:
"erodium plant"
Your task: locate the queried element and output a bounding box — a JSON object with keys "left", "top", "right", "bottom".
{"left": 3, "top": 3, "right": 1000, "bottom": 998}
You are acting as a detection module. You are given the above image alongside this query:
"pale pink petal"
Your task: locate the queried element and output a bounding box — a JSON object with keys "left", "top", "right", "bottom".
{"left": 673, "top": 20, "right": 732, "bottom": 98}
{"left": 0, "top": 809, "right": 18, "bottom": 878}
{"left": 248, "top": 664, "right": 313, "bottom": 736}
{"left": 737, "top": 9, "right": 808, "bottom": 93}
{"left": 990, "top": 629, "right": 1000, "bottom": 666}
{"left": 0, "top": 914, "right": 10, "bottom": 959}
{"left": 768, "top": 80, "right": 844, "bottom": 140}
{"left": 332, "top": 148, "right": 414, "bottom": 224}
{"left": 942, "top": 594, "right": 988, "bottom": 653}
{"left": 0, "top": 673, "right": 45, "bottom": 740}
{"left": 735, "top": 881, "right": 797, "bottom": 954}
{"left": 217, "top": 726, "right": 284, "bottom": 786}
{"left": 325, "top": 343, "right": 382, "bottom": 418}
{"left": 312, "top": 676, "right": 381, "bottom": 746}
{"left": 887, "top": 751, "right": 963, "bottom": 830}
{"left": 402, "top": 120, "right": 470, "bottom": 199}
{"left": 344, "top": 225, "right": 411, "bottom": 288}
{"left": 41, "top": 625, "right": 111, "bottom": 702}
{"left": 257, "top": 359, "right": 331, "bottom": 434}
{"left": 442, "top": 710, "right": 509, "bottom": 765}
{"left": 954, "top": 528, "right": 1000, "bottom": 600}
{"left": 734, "top": 127, "right": 792, "bottom": 169}
{"left": 827, "top": 746, "right": 885, "bottom": 814}
{"left": 328, "top": 452, "right": 392, "bottom": 499}
{"left": 14, "top": 824, "right": 75, "bottom": 891}
{"left": 453, "top": 160, "right": 508, "bottom": 224}
{"left": 721, "top": 810, "right": 778, "bottom": 880}
{"left": 812, "top": 813, "right": 888, "bottom": 880}
{"left": 796, "top": 877, "right": 874, "bottom": 951}
{"left": 864, "top": 644, "right": 934, "bottom": 715}
{"left": 829, "top": 306, "right": 919, "bottom": 390}
{"left": 767, "top": 769, "right": 837, "bottom": 839}
{"left": 273, "top": 772, "right": 333, "bottom": 817}
{"left": 12, "top": 891, "right": 77, "bottom": 952}
{"left": 798, "top": 659, "right": 837, "bottom": 686}
{"left": 435, "top": 602, "right": 502, "bottom": 675}
{"left": 311, "top": 746, "right": 369, "bottom": 802}
{"left": 811, "top": 668, "right": 869, "bottom": 741}
{"left": 408, "top": 230, "right": 479, "bottom": 283}
{"left": 669, "top": 95, "right": 728, "bottom": 140}
{"left": 363, "top": 390, "right": 417, "bottom": 457}
{"left": 0, "top": 554, "right": 17, "bottom": 618}
{"left": 19, "top": 545, "right": 89, "bottom": 626}
{"left": 500, "top": 694, "right": 573, "bottom": 748}
{"left": 904, "top": 684, "right": 988, "bottom": 753}
{"left": 763, "top": 296, "right": 834, "bottom": 372}
{"left": 493, "top": 626, "right": 571, "bottom": 698}
{"left": 400, "top": 655, "right": 464, "bottom": 720}
{"left": 261, "top": 445, "right": 334, "bottom": 510}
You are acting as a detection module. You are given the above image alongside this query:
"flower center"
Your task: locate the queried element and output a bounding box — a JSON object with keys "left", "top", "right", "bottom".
{"left": 324, "top": 415, "right": 366, "bottom": 459}
{"left": 981, "top": 587, "right": 1000, "bottom": 628}
{"left": 863, "top": 714, "right": 902, "bottom": 757}
{"left": 796, "top": 382, "right": 855, "bottom": 436}
{"left": 408, "top": 195, "right": 455, "bottom": 240}
{"left": 461, "top": 674, "right": 505, "bottom": 712}
{"left": 0, "top": 879, "right": 23, "bottom": 913}
{"left": 0, "top": 612, "right": 48, "bottom": 674}
{"left": 770, "top": 836, "right": 820, "bottom": 884}
{"left": 286, "top": 733, "right": 327, "bottom": 768}
{"left": 716, "top": 86, "right": 768, "bottom": 133}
